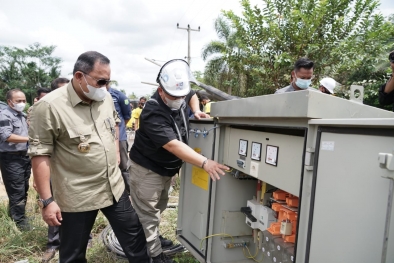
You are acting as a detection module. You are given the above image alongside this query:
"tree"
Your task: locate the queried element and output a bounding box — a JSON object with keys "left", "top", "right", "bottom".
{"left": 128, "top": 92, "right": 138, "bottom": 99}
{"left": 201, "top": 16, "right": 243, "bottom": 95}
{"left": 334, "top": 13, "right": 394, "bottom": 108}
{"left": 218, "top": 0, "right": 394, "bottom": 96}
{"left": 0, "top": 43, "right": 61, "bottom": 103}
{"left": 192, "top": 70, "right": 204, "bottom": 83}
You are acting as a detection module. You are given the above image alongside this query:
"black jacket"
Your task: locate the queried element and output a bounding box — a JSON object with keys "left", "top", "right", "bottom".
{"left": 129, "top": 90, "right": 195, "bottom": 177}
{"left": 379, "top": 80, "right": 394, "bottom": 111}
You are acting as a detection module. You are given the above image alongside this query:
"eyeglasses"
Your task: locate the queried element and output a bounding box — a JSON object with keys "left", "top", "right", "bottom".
{"left": 162, "top": 88, "right": 185, "bottom": 100}
{"left": 81, "top": 72, "right": 112, "bottom": 86}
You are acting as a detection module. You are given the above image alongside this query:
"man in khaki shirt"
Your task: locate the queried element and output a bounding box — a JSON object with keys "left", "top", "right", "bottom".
{"left": 28, "top": 51, "right": 150, "bottom": 263}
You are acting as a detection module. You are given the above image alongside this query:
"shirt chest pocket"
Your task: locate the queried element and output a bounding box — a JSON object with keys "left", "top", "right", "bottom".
{"left": 66, "top": 126, "right": 93, "bottom": 146}
{"left": 11, "top": 119, "right": 22, "bottom": 134}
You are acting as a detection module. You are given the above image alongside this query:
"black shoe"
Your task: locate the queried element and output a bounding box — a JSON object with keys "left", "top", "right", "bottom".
{"left": 152, "top": 253, "right": 175, "bottom": 263}
{"left": 16, "top": 218, "right": 32, "bottom": 231}
{"left": 159, "top": 235, "right": 173, "bottom": 248}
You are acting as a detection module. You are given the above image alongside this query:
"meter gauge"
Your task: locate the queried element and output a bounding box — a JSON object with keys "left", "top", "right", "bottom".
{"left": 251, "top": 142, "right": 262, "bottom": 161}
{"left": 266, "top": 145, "right": 279, "bottom": 166}
{"left": 238, "top": 139, "right": 248, "bottom": 156}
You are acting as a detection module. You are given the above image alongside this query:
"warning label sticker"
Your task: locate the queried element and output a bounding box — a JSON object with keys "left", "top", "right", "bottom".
{"left": 192, "top": 166, "right": 209, "bottom": 191}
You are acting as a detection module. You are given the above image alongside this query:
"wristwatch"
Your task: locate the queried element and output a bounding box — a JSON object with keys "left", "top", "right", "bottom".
{"left": 37, "top": 197, "right": 54, "bottom": 209}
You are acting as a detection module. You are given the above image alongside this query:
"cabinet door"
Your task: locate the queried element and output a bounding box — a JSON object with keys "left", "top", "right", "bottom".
{"left": 307, "top": 128, "right": 394, "bottom": 263}
{"left": 177, "top": 120, "right": 217, "bottom": 261}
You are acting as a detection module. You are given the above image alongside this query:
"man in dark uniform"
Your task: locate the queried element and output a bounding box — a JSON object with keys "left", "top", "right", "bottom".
{"left": 106, "top": 84, "right": 132, "bottom": 192}
{"left": 129, "top": 59, "right": 228, "bottom": 263}
{"left": 0, "top": 89, "right": 31, "bottom": 230}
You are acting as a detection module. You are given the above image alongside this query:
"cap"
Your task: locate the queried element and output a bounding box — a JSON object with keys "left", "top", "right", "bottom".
{"left": 319, "top": 77, "right": 336, "bottom": 94}
{"left": 156, "top": 59, "right": 198, "bottom": 97}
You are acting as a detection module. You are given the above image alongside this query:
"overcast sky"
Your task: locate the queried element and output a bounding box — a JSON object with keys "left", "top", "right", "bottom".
{"left": 0, "top": 0, "right": 393, "bottom": 97}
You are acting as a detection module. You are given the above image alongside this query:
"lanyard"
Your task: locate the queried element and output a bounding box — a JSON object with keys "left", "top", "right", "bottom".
{"left": 149, "top": 98, "right": 189, "bottom": 144}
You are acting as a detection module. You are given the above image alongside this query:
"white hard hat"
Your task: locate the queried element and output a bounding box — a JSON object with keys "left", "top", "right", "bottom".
{"left": 319, "top": 77, "right": 336, "bottom": 94}
{"left": 156, "top": 59, "right": 198, "bottom": 97}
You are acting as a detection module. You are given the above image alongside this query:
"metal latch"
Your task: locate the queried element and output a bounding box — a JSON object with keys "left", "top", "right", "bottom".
{"left": 304, "top": 147, "right": 315, "bottom": 171}
{"left": 378, "top": 152, "right": 394, "bottom": 177}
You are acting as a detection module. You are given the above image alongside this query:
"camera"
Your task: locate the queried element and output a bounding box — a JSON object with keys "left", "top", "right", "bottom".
{"left": 389, "top": 51, "right": 394, "bottom": 63}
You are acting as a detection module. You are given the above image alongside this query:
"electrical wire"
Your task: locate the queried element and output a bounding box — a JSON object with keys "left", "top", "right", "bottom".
{"left": 189, "top": 126, "right": 220, "bottom": 136}
{"left": 188, "top": 0, "right": 212, "bottom": 24}
{"left": 243, "top": 245, "right": 263, "bottom": 262}
{"left": 101, "top": 224, "right": 186, "bottom": 258}
{"left": 178, "top": 0, "right": 197, "bottom": 23}
{"left": 197, "top": 0, "right": 226, "bottom": 28}
{"left": 167, "top": 0, "right": 197, "bottom": 59}
{"left": 100, "top": 224, "right": 127, "bottom": 259}
{"left": 199, "top": 233, "right": 234, "bottom": 250}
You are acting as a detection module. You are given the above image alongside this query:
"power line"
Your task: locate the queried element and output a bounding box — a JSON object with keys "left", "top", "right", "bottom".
{"left": 166, "top": 27, "right": 179, "bottom": 60}
{"left": 188, "top": 0, "right": 212, "bottom": 24}
{"left": 178, "top": 0, "right": 197, "bottom": 23}
{"left": 198, "top": 0, "right": 226, "bottom": 28}
{"left": 167, "top": 0, "right": 197, "bottom": 60}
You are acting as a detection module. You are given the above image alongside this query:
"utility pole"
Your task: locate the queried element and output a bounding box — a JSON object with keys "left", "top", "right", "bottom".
{"left": 177, "top": 23, "right": 200, "bottom": 66}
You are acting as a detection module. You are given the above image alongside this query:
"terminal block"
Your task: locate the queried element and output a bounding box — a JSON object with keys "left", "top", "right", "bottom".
{"left": 223, "top": 241, "right": 250, "bottom": 249}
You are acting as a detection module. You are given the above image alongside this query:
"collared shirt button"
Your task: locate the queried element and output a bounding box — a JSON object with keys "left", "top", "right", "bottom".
{"left": 108, "top": 164, "right": 110, "bottom": 167}
{"left": 105, "top": 148, "right": 109, "bottom": 152}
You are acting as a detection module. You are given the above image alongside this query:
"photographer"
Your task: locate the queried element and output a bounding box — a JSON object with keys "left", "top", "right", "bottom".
{"left": 378, "top": 51, "right": 394, "bottom": 111}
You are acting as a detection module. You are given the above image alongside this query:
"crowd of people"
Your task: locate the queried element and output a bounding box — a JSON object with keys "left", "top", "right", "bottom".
{"left": 0, "top": 51, "right": 393, "bottom": 263}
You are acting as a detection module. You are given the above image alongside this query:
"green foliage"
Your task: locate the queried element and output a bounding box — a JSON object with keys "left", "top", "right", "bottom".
{"left": 128, "top": 92, "right": 138, "bottom": 99}
{"left": 0, "top": 43, "right": 62, "bottom": 103}
{"left": 203, "top": 0, "right": 394, "bottom": 98}
{"left": 0, "top": 182, "right": 197, "bottom": 262}
{"left": 192, "top": 70, "right": 204, "bottom": 83}
{"left": 201, "top": 16, "right": 243, "bottom": 95}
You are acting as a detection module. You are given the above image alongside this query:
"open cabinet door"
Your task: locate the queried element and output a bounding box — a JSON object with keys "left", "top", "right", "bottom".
{"left": 177, "top": 119, "right": 217, "bottom": 262}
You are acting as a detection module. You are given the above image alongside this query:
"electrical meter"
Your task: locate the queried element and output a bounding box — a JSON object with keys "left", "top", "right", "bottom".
{"left": 239, "top": 139, "right": 248, "bottom": 156}
{"left": 251, "top": 142, "right": 262, "bottom": 161}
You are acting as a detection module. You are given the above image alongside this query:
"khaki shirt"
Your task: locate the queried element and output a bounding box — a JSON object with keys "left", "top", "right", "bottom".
{"left": 28, "top": 82, "right": 124, "bottom": 212}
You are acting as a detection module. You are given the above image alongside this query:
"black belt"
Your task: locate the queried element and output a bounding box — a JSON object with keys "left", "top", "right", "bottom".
{"left": 1, "top": 151, "right": 28, "bottom": 156}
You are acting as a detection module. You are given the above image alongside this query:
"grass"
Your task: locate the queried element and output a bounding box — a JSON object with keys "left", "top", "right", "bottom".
{"left": 0, "top": 176, "right": 199, "bottom": 263}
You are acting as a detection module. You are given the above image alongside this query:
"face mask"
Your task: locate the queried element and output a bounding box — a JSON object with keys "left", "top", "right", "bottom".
{"left": 10, "top": 102, "right": 26, "bottom": 112}
{"left": 166, "top": 98, "right": 184, "bottom": 110}
{"left": 80, "top": 75, "right": 108, "bottom": 101}
{"left": 295, "top": 75, "right": 312, "bottom": 89}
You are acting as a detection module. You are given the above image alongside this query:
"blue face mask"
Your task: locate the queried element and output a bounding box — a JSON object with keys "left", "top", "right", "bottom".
{"left": 295, "top": 75, "right": 312, "bottom": 89}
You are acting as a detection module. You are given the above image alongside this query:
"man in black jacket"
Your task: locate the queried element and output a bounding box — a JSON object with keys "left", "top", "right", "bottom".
{"left": 129, "top": 59, "right": 228, "bottom": 263}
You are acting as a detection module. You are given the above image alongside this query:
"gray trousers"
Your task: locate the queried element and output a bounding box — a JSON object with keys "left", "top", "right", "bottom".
{"left": 47, "top": 225, "right": 60, "bottom": 249}
{"left": 129, "top": 161, "right": 172, "bottom": 257}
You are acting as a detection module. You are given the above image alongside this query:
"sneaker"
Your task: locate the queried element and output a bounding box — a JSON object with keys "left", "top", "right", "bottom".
{"left": 42, "top": 248, "right": 57, "bottom": 263}
{"left": 159, "top": 235, "right": 173, "bottom": 248}
{"left": 152, "top": 253, "right": 175, "bottom": 263}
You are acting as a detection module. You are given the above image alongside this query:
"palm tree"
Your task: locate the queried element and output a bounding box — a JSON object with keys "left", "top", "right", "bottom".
{"left": 201, "top": 16, "right": 241, "bottom": 95}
